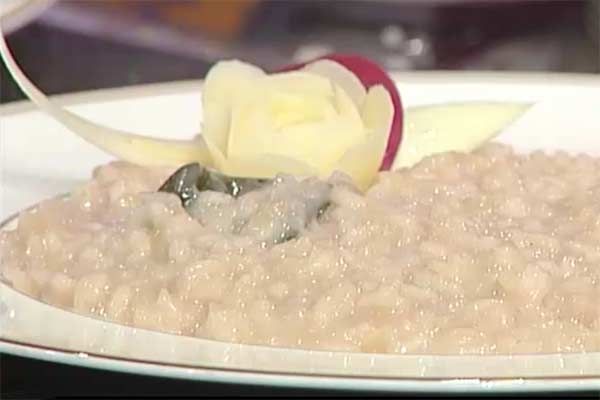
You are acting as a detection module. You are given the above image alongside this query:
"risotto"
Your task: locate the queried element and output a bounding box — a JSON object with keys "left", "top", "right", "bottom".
{"left": 1, "top": 143, "right": 599, "bottom": 355}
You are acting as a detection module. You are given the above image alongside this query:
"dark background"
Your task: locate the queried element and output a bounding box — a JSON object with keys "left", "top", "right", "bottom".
{"left": 2, "top": 0, "right": 599, "bottom": 103}
{"left": 1, "top": 0, "right": 599, "bottom": 397}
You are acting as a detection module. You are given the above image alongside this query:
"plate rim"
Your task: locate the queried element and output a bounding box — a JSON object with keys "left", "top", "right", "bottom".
{"left": 1, "top": 338, "right": 599, "bottom": 393}
{"left": 2, "top": 71, "right": 599, "bottom": 116}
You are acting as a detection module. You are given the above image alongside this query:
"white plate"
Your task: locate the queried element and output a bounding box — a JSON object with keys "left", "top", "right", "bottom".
{"left": 1, "top": 73, "right": 600, "bottom": 393}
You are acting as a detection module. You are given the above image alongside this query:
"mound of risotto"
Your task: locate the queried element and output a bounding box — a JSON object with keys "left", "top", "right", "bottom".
{"left": 1, "top": 143, "right": 599, "bottom": 355}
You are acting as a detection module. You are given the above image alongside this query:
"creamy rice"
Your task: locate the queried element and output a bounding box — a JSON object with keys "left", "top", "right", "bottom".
{"left": 1, "top": 143, "right": 599, "bottom": 355}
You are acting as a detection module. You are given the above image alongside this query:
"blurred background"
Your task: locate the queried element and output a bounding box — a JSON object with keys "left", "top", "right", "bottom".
{"left": 1, "top": 0, "right": 599, "bottom": 103}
